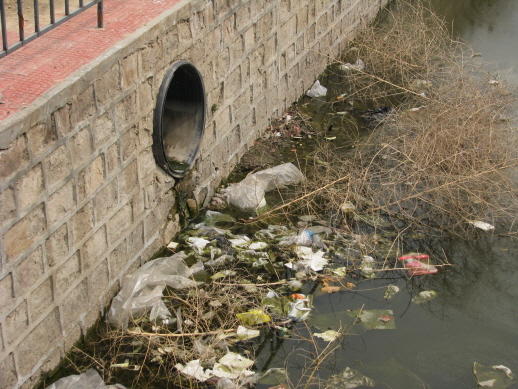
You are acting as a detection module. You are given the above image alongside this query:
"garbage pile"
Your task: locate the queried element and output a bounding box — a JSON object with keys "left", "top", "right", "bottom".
{"left": 98, "top": 193, "right": 448, "bottom": 388}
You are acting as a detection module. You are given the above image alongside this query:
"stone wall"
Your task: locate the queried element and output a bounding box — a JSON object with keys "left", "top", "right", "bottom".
{"left": 0, "top": 0, "right": 387, "bottom": 387}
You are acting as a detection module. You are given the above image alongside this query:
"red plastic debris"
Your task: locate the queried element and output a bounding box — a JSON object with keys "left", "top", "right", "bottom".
{"left": 398, "top": 253, "right": 438, "bottom": 276}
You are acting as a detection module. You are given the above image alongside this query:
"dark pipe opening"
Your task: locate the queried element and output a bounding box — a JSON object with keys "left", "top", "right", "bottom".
{"left": 153, "top": 60, "right": 206, "bottom": 178}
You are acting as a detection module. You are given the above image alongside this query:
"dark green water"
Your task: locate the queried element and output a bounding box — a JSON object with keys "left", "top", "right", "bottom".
{"left": 253, "top": 1, "right": 518, "bottom": 388}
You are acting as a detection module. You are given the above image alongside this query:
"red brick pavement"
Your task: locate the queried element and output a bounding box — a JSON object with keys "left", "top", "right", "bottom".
{"left": 0, "top": 0, "right": 182, "bottom": 122}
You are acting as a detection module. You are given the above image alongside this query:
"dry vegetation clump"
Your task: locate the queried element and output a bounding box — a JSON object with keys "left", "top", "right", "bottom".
{"left": 287, "top": 1, "right": 518, "bottom": 235}
{"left": 63, "top": 267, "right": 274, "bottom": 389}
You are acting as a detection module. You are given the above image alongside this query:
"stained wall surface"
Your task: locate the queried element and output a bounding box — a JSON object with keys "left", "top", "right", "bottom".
{"left": 0, "top": 0, "right": 387, "bottom": 387}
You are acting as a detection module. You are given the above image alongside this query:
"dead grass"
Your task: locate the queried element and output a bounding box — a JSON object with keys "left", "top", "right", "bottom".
{"left": 270, "top": 0, "right": 518, "bottom": 236}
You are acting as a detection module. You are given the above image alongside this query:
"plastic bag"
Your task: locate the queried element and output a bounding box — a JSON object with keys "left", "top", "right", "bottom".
{"left": 223, "top": 163, "right": 304, "bottom": 210}
{"left": 340, "top": 58, "right": 365, "bottom": 72}
{"left": 46, "top": 369, "right": 126, "bottom": 389}
{"left": 107, "top": 252, "right": 204, "bottom": 329}
{"left": 398, "top": 253, "right": 437, "bottom": 275}
{"left": 306, "top": 80, "right": 328, "bottom": 97}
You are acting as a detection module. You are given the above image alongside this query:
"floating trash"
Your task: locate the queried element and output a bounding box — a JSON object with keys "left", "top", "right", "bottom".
{"left": 213, "top": 352, "right": 255, "bottom": 379}
{"left": 411, "top": 290, "right": 438, "bottom": 304}
{"left": 383, "top": 284, "right": 400, "bottom": 300}
{"left": 306, "top": 80, "right": 328, "bottom": 97}
{"left": 324, "top": 366, "right": 374, "bottom": 389}
{"left": 236, "top": 309, "right": 271, "bottom": 326}
{"left": 348, "top": 309, "right": 396, "bottom": 330}
{"left": 314, "top": 330, "right": 340, "bottom": 342}
{"left": 340, "top": 58, "right": 365, "bottom": 72}
{"left": 468, "top": 220, "right": 495, "bottom": 231}
{"left": 222, "top": 163, "right": 304, "bottom": 211}
{"left": 399, "top": 253, "right": 438, "bottom": 276}
{"left": 45, "top": 369, "right": 127, "bottom": 389}
{"left": 473, "top": 362, "right": 516, "bottom": 388}
{"left": 175, "top": 359, "right": 213, "bottom": 382}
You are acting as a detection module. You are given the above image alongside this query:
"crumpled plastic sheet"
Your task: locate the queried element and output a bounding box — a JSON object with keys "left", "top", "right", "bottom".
{"left": 106, "top": 251, "right": 204, "bottom": 329}
{"left": 46, "top": 369, "right": 126, "bottom": 389}
{"left": 222, "top": 163, "right": 304, "bottom": 210}
{"left": 306, "top": 80, "right": 328, "bottom": 97}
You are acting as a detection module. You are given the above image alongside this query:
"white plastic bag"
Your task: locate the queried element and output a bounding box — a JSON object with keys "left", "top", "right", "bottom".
{"left": 340, "top": 58, "right": 365, "bottom": 72}
{"left": 107, "top": 252, "right": 204, "bottom": 329}
{"left": 222, "top": 163, "right": 304, "bottom": 210}
{"left": 306, "top": 80, "right": 327, "bottom": 97}
{"left": 46, "top": 369, "right": 126, "bottom": 389}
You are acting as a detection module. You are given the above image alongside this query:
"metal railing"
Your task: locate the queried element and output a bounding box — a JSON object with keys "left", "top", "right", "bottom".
{"left": 0, "top": 0, "right": 103, "bottom": 58}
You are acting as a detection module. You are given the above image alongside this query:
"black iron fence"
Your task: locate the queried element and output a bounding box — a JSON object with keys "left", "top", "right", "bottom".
{"left": 0, "top": 0, "right": 103, "bottom": 58}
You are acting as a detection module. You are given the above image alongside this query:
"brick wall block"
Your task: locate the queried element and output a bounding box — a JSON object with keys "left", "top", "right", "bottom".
{"left": 69, "top": 126, "right": 93, "bottom": 169}
{"left": 55, "top": 251, "right": 81, "bottom": 296}
{"left": 4, "top": 300, "right": 28, "bottom": 345}
{"left": 70, "top": 201, "right": 94, "bottom": 245}
{"left": 92, "top": 112, "right": 116, "bottom": 150}
{"left": 114, "top": 92, "right": 137, "bottom": 131}
{"left": 15, "top": 308, "right": 61, "bottom": 377}
{"left": 95, "top": 64, "right": 122, "bottom": 108}
{"left": 122, "top": 127, "right": 140, "bottom": 163}
{"left": 44, "top": 144, "right": 72, "bottom": 189}
{"left": 29, "top": 277, "right": 53, "bottom": 323}
{"left": 81, "top": 226, "right": 107, "bottom": 272}
{"left": 88, "top": 259, "right": 110, "bottom": 308}
{"left": 0, "top": 135, "right": 29, "bottom": 186}
{"left": 0, "top": 353, "right": 18, "bottom": 389}
{"left": 69, "top": 86, "right": 96, "bottom": 129}
{"left": 0, "top": 187, "right": 16, "bottom": 227}
{"left": 107, "top": 202, "right": 133, "bottom": 245}
{"left": 121, "top": 53, "right": 139, "bottom": 90}
{"left": 3, "top": 204, "right": 46, "bottom": 264}
{"left": 17, "top": 164, "right": 45, "bottom": 216}
{"left": 14, "top": 246, "right": 44, "bottom": 298}
{"left": 95, "top": 179, "right": 119, "bottom": 223}
{"left": 77, "top": 155, "right": 105, "bottom": 202}
{"left": 45, "top": 223, "right": 69, "bottom": 268}
{"left": 60, "top": 280, "right": 88, "bottom": 333}
{"left": 26, "top": 123, "right": 57, "bottom": 161}
{"left": 106, "top": 141, "right": 120, "bottom": 177}
{"left": 47, "top": 180, "right": 75, "bottom": 228}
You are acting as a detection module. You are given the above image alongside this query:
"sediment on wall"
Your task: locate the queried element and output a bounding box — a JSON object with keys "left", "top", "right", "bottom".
{"left": 0, "top": 0, "right": 388, "bottom": 387}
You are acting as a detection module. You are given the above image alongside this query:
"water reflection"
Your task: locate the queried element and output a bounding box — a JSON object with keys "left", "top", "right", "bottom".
{"left": 429, "top": 0, "right": 518, "bottom": 83}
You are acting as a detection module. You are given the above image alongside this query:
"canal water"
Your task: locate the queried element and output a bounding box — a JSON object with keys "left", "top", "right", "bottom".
{"left": 252, "top": 1, "right": 518, "bottom": 388}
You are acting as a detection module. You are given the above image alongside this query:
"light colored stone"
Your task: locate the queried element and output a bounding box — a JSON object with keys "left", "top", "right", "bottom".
{"left": 0, "top": 353, "right": 18, "bottom": 389}
{"left": 0, "top": 187, "right": 16, "bottom": 226}
{"left": 81, "top": 226, "right": 107, "bottom": 271}
{"left": 45, "top": 223, "right": 69, "bottom": 267}
{"left": 122, "top": 127, "right": 140, "bottom": 162}
{"left": 29, "top": 277, "right": 53, "bottom": 322}
{"left": 0, "top": 135, "right": 29, "bottom": 186}
{"left": 3, "top": 204, "right": 46, "bottom": 263}
{"left": 55, "top": 251, "right": 81, "bottom": 295}
{"left": 26, "top": 123, "right": 57, "bottom": 159}
{"left": 70, "top": 201, "right": 94, "bottom": 244}
{"left": 16, "top": 164, "right": 45, "bottom": 210}
{"left": 5, "top": 301, "right": 28, "bottom": 345}
{"left": 92, "top": 112, "right": 115, "bottom": 150}
{"left": 44, "top": 144, "right": 72, "bottom": 188}
{"left": 77, "top": 155, "right": 105, "bottom": 201}
{"left": 70, "top": 86, "right": 96, "bottom": 128}
{"left": 47, "top": 180, "right": 75, "bottom": 227}
{"left": 95, "top": 179, "right": 118, "bottom": 223}
{"left": 107, "top": 202, "right": 133, "bottom": 244}
{"left": 0, "top": 273, "right": 15, "bottom": 317}
{"left": 69, "top": 126, "right": 92, "bottom": 169}
{"left": 95, "top": 64, "right": 121, "bottom": 107}
{"left": 15, "top": 246, "right": 44, "bottom": 297}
